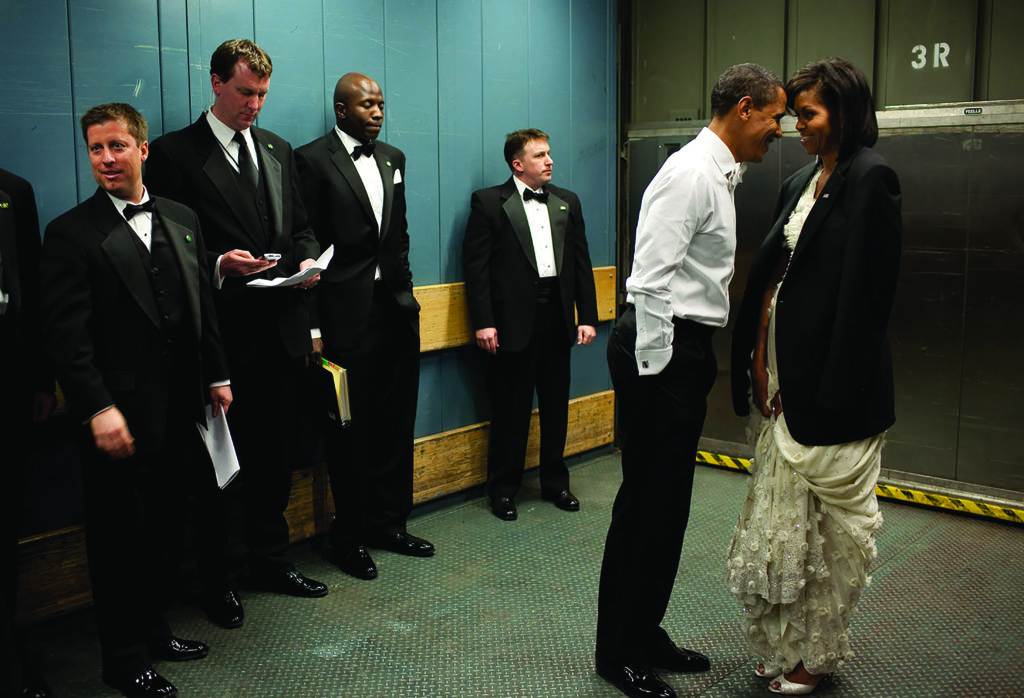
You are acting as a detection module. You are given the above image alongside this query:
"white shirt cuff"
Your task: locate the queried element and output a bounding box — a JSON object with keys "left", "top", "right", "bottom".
{"left": 635, "top": 347, "right": 673, "bottom": 376}
{"left": 85, "top": 404, "right": 115, "bottom": 425}
{"left": 209, "top": 380, "right": 231, "bottom": 388}
{"left": 214, "top": 254, "right": 225, "bottom": 290}
{"left": 310, "top": 328, "right": 322, "bottom": 340}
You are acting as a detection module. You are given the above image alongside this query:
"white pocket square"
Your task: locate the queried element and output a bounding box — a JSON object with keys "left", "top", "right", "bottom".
{"left": 393, "top": 169, "right": 403, "bottom": 184}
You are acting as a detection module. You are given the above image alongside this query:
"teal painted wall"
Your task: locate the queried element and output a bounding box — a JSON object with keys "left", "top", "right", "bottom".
{"left": 0, "top": 0, "right": 617, "bottom": 437}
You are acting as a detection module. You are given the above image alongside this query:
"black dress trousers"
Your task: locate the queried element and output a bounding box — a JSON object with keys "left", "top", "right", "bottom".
{"left": 595, "top": 306, "right": 717, "bottom": 664}
{"left": 485, "top": 279, "right": 571, "bottom": 501}
{"left": 326, "top": 282, "right": 420, "bottom": 546}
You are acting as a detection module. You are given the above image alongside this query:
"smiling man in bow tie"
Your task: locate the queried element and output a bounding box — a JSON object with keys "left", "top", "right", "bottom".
{"left": 40, "top": 102, "right": 231, "bottom": 697}
{"left": 462, "top": 129, "right": 599, "bottom": 523}
{"left": 296, "top": 72, "right": 433, "bottom": 581}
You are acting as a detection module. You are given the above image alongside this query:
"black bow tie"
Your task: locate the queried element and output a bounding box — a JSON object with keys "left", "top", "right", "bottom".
{"left": 351, "top": 141, "right": 376, "bottom": 160}
{"left": 523, "top": 188, "right": 548, "bottom": 204}
{"left": 123, "top": 199, "right": 155, "bottom": 221}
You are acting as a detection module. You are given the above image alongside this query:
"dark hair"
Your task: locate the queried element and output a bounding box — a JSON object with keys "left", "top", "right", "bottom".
{"left": 210, "top": 39, "right": 273, "bottom": 82}
{"left": 504, "top": 128, "right": 550, "bottom": 170}
{"left": 710, "top": 63, "right": 783, "bottom": 118}
{"left": 786, "top": 57, "right": 878, "bottom": 159}
{"left": 80, "top": 102, "right": 148, "bottom": 144}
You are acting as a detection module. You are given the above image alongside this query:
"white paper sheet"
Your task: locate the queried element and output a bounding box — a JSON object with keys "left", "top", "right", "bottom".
{"left": 246, "top": 244, "right": 334, "bottom": 288}
{"left": 196, "top": 404, "right": 241, "bottom": 489}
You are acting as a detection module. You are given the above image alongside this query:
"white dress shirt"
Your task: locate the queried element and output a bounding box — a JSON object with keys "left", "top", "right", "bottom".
{"left": 336, "top": 127, "right": 384, "bottom": 281}
{"left": 512, "top": 175, "right": 557, "bottom": 278}
{"left": 206, "top": 109, "right": 259, "bottom": 176}
{"left": 107, "top": 188, "right": 154, "bottom": 251}
{"left": 626, "top": 127, "right": 744, "bottom": 375}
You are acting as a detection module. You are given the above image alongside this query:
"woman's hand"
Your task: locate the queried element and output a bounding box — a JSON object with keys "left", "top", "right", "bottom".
{"left": 752, "top": 355, "right": 771, "bottom": 418}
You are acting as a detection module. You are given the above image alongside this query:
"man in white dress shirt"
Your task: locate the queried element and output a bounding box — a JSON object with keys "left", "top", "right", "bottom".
{"left": 462, "top": 129, "right": 599, "bottom": 522}
{"left": 595, "top": 64, "right": 787, "bottom": 698}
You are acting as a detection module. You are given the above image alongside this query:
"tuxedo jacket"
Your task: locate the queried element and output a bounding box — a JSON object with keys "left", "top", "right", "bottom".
{"left": 295, "top": 131, "right": 419, "bottom": 353}
{"left": 731, "top": 147, "right": 902, "bottom": 445}
{"left": 463, "top": 178, "right": 598, "bottom": 352}
{"left": 40, "top": 190, "right": 228, "bottom": 447}
{"left": 145, "top": 115, "right": 319, "bottom": 359}
{"left": 0, "top": 168, "right": 51, "bottom": 396}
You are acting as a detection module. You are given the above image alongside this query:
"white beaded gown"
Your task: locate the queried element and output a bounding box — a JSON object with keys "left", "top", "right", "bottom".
{"left": 726, "top": 168, "right": 885, "bottom": 675}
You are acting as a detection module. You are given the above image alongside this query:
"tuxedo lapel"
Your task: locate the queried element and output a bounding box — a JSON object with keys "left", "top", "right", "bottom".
{"left": 376, "top": 151, "right": 394, "bottom": 241}
{"left": 196, "top": 119, "right": 266, "bottom": 250}
{"left": 328, "top": 132, "right": 377, "bottom": 230}
{"left": 789, "top": 159, "right": 849, "bottom": 268}
{"left": 500, "top": 180, "right": 538, "bottom": 274}
{"left": 92, "top": 192, "right": 161, "bottom": 329}
{"left": 546, "top": 190, "right": 569, "bottom": 274}
{"left": 157, "top": 206, "right": 202, "bottom": 339}
{"left": 255, "top": 133, "right": 285, "bottom": 244}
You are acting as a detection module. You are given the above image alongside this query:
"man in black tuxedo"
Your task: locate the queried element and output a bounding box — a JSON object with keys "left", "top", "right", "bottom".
{"left": 1, "top": 168, "right": 56, "bottom": 697}
{"left": 145, "top": 39, "right": 328, "bottom": 624}
{"left": 41, "top": 103, "right": 229, "bottom": 697}
{"left": 296, "top": 72, "right": 434, "bottom": 580}
{"left": 463, "top": 129, "right": 598, "bottom": 521}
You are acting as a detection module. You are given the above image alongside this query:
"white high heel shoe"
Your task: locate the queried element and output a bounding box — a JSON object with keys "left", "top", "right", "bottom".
{"left": 768, "top": 675, "right": 819, "bottom": 695}
{"left": 754, "top": 662, "right": 782, "bottom": 679}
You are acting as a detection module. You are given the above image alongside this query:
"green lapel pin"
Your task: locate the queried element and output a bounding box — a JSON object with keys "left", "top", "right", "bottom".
{"left": 266, "top": 143, "right": 274, "bottom": 150}
{"left": 185, "top": 234, "right": 193, "bottom": 243}
{"left": 559, "top": 205, "right": 567, "bottom": 211}
{"left": 0, "top": 202, "right": 9, "bottom": 209}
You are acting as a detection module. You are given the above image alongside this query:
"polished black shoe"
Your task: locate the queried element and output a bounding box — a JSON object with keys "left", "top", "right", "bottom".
{"left": 644, "top": 629, "right": 710, "bottom": 673}
{"left": 19, "top": 677, "right": 51, "bottom": 698}
{"left": 595, "top": 660, "right": 676, "bottom": 698}
{"left": 542, "top": 489, "right": 580, "bottom": 512}
{"left": 333, "top": 545, "right": 378, "bottom": 580}
{"left": 103, "top": 667, "right": 178, "bottom": 697}
{"left": 366, "top": 531, "right": 436, "bottom": 557}
{"left": 202, "top": 588, "right": 244, "bottom": 629}
{"left": 249, "top": 568, "right": 329, "bottom": 598}
{"left": 490, "top": 496, "right": 518, "bottom": 521}
{"left": 148, "top": 636, "right": 209, "bottom": 662}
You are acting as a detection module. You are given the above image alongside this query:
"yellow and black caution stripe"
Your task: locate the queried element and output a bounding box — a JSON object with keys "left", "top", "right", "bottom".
{"left": 695, "top": 450, "right": 1024, "bottom": 526}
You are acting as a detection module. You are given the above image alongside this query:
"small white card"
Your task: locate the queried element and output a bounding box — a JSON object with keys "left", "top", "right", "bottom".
{"left": 196, "top": 405, "right": 241, "bottom": 489}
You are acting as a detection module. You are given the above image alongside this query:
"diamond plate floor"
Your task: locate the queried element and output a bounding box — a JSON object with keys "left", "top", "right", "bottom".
{"left": 28, "top": 452, "right": 1024, "bottom": 697}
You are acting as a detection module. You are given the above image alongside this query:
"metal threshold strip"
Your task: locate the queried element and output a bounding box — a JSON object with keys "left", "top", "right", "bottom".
{"left": 694, "top": 450, "right": 1024, "bottom": 527}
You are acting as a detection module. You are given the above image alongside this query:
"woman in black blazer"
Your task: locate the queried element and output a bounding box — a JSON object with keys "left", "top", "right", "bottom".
{"left": 726, "top": 58, "right": 902, "bottom": 695}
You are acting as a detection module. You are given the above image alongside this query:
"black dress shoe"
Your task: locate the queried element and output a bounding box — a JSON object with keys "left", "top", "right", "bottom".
{"left": 333, "top": 545, "right": 378, "bottom": 580}
{"left": 646, "top": 642, "right": 710, "bottom": 673}
{"left": 19, "top": 678, "right": 51, "bottom": 698}
{"left": 542, "top": 489, "right": 580, "bottom": 511}
{"left": 366, "top": 531, "right": 436, "bottom": 557}
{"left": 202, "top": 588, "right": 244, "bottom": 629}
{"left": 103, "top": 667, "right": 177, "bottom": 698}
{"left": 490, "top": 496, "right": 518, "bottom": 521}
{"left": 249, "top": 568, "right": 329, "bottom": 598}
{"left": 644, "top": 629, "right": 710, "bottom": 673}
{"left": 148, "top": 636, "right": 209, "bottom": 662}
{"left": 595, "top": 660, "right": 676, "bottom": 698}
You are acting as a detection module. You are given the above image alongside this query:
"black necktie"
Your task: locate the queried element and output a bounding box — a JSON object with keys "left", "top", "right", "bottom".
{"left": 233, "top": 131, "right": 259, "bottom": 191}
{"left": 523, "top": 188, "right": 548, "bottom": 204}
{"left": 123, "top": 199, "right": 155, "bottom": 220}
{"left": 351, "top": 141, "right": 376, "bottom": 160}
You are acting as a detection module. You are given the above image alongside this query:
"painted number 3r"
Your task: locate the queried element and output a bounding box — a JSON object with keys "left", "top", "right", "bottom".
{"left": 911, "top": 42, "right": 950, "bottom": 70}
